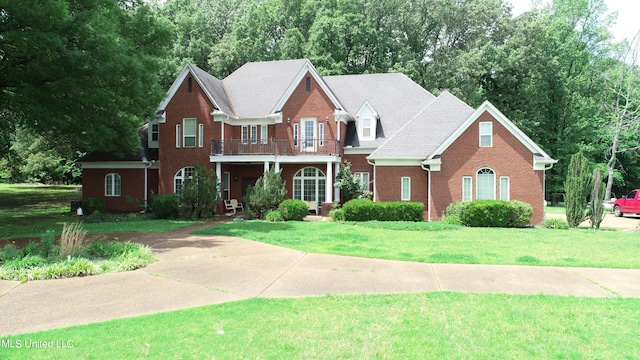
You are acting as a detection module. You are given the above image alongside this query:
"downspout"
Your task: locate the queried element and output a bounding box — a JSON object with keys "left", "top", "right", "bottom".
{"left": 543, "top": 163, "right": 555, "bottom": 220}
{"left": 420, "top": 163, "right": 432, "bottom": 222}
{"left": 144, "top": 160, "right": 154, "bottom": 212}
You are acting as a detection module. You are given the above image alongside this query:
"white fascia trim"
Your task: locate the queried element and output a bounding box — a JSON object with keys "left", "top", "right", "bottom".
{"left": 367, "top": 158, "right": 424, "bottom": 166}
{"left": 79, "top": 162, "right": 159, "bottom": 170}
{"left": 209, "top": 155, "right": 341, "bottom": 164}
{"left": 344, "top": 147, "right": 376, "bottom": 155}
{"left": 428, "top": 100, "right": 555, "bottom": 161}
{"left": 421, "top": 158, "right": 441, "bottom": 171}
{"left": 212, "top": 112, "right": 282, "bottom": 125}
{"left": 157, "top": 63, "right": 221, "bottom": 114}
{"left": 534, "top": 155, "right": 558, "bottom": 170}
{"left": 271, "top": 60, "right": 346, "bottom": 114}
{"left": 334, "top": 109, "right": 353, "bottom": 123}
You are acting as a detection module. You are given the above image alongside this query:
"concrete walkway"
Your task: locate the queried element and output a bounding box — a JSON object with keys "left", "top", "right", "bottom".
{"left": 1, "top": 223, "right": 640, "bottom": 336}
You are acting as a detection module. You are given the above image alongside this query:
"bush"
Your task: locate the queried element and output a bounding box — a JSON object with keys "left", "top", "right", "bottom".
{"left": 151, "top": 194, "right": 179, "bottom": 219}
{"left": 543, "top": 218, "right": 570, "bottom": 229}
{"left": 456, "top": 200, "right": 533, "bottom": 228}
{"left": 342, "top": 199, "right": 424, "bottom": 222}
{"left": 329, "top": 208, "right": 345, "bottom": 221}
{"left": 265, "top": 210, "right": 284, "bottom": 222}
{"left": 178, "top": 163, "right": 220, "bottom": 219}
{"left": 244, "top": 167, "right": 288, "bottom": 219}
{"left": 82, "top": 198, "right": 105, "bottom": 215}
{"left": 278, "top": 199, "right": 308, "bottom": 221}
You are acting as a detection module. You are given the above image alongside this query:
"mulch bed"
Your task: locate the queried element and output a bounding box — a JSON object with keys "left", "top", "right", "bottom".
{"left": 1, "top": 233, "right": 146, "bottom": 250}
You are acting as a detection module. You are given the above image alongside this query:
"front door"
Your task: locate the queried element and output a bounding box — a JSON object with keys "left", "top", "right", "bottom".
{"left": 301, "top": 118, "right": 316, "bottom": 152}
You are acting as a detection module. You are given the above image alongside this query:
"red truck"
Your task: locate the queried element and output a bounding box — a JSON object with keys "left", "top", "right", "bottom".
{"left": 613, "top": 189, "right": 640, "bottom": 217}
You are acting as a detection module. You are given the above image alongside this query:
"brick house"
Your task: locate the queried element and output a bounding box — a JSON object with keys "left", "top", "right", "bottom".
{"left": 79, "top": 59, "right": 556, "bottom": 223}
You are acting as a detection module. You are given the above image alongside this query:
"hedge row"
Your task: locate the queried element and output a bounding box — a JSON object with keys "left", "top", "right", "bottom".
{"left": 446, "top": 200, "right": 533, "bottom": 228}
{"left": 343, "top": 199, "right": 424, "bottom": 222}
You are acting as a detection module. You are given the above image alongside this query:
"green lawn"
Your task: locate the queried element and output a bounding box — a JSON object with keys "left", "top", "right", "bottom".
{"left": 0, "top": 184, "right": 197, "bottom": 240}
{"left": 1, "top": 292, "right": 638, "bottom": 359}
{"left": 195, "top": 220, "right": 640, "bottom": 268}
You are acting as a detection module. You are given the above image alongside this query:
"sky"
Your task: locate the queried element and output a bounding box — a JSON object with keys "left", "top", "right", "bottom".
{"left": 507, "top": 0, "right": 640, "bottom": 42}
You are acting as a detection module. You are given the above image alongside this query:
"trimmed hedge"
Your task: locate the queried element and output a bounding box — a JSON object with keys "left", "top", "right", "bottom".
{"left": 82, "top": 198, "right": 105, "bottom": 215}
{"left": 278, "top": 199, "right": 308, "bottom": 221}
{"left": 343, "top": 199, "right": 424, "bottom": 222}
{"left": 452, "top": 200, "right": 533, "bottom": 228}
{"left": 151, "top": 195, "right": 179, "bottom": 219}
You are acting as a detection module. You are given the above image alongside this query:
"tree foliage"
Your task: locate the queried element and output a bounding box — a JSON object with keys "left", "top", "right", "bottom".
{"left": 0, "top": 0, "right": 172, "bottom": 158}
{"left": 335, "top": 161, "right": 371, "bottom": 202}
{"left": 179, "top": 163, "right": 221, "bottom": 219}
{"left": 588, "top": 169, "right": 605, "bottom": 230}
{"left": 243, "top": 167, "right": 288, "bottom": 219}
{"left": 565, "top": 151, "right": 592, "bottom": 227}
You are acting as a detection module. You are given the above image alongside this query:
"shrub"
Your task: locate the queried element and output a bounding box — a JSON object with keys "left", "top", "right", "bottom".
{"left": 278, "top": 199, "right": 308, "bottom": 221}
{"left": 59, "top": 222, "right": 94, "bottom": 257}
{"left": 329, "top": 208, "right": 345, "bottom": 221}
{"left": 82, "top": 198, "right": 105, "bottom": 215}
{"left": 543, "top": 218, "right": 570, "bottom": 229}
{"left": 565, "top": 151, "right": 592, "bottom": 227}
{"left": 265, "top": 210, "right": 284, "bottom": 222}
{"left": 244, "top": 167, "right": 288, "bottom": 219}
{"left": 20, "top": 241, "right": 39, "bottom": 257}
{"left": 151, "top": 194, "right": 179, "bottom": 219}
{"left": 509, "top": 200, "right": 534, "bottom": 227}
{"left": 342, "top": 199, "right": 424, "bottom": 221}
{"left": 454, "top": 200, "right": 533, "bottom": 228}
{"left": 39, "top": 230, "right": 56, "bottom": 258}
{"left": 0, "top": 244, "right": 20, "bottom": 262}
{"left": 178, "top": 163, "right": 220, "bottom": 219}
{"left": 442, "top": 215, "right": 461, "bottom": 226}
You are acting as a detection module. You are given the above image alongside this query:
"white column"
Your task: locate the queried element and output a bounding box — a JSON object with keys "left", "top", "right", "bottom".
{"left": 215, "top": 162, "right": 222, "bottom": 197}
{"left": 275, "top": 161, "right": 280, "bottom": 172}
{"left": 334, "top": 162, "right": 341, "bottom": 202}
{"left": 325, "top": 161, "right": 333, "bottom": 205}
{"left": 264, "top": 161, "right": 270, "bottom": 173}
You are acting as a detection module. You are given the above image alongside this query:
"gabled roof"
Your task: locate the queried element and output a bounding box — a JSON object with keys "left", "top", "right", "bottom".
{"left": 369, "top": 91, "right": 474, "bottom": 159}
{"left": 325, "top": 73, "right": 436, "bottom": 148}
{"left": 426, "top": 100, "right": 555, "bottom": 162}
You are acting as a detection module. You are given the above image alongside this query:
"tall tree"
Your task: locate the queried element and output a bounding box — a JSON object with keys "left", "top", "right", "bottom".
{"left": 0, "top": 0, "right": 171, "bottom": 157}
{"left": 565, "top": 151, "right": 592, "bottom": 227}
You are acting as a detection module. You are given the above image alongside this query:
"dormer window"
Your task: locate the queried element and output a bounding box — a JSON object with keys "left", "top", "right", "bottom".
{"left": 479, "top": 121, "right": 492, "bottom": 147}
{"left": 356, "top": 101, "right": 378, "bottom": 141}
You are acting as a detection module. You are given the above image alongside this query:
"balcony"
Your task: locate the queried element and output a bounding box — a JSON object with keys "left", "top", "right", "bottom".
{"left": 211, "top": 139, "right": 341, "bottom": 157}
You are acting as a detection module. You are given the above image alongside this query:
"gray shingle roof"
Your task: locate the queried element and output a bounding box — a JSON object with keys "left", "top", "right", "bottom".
{"left": 324, "top": 73, "right": 436, "bottom": 148}
{"left": 223, "top": 59, "right": 310, "bottom": 118}
{"left": 368, "top": 91, "right": 475, "bottom": 159}
{"left": 188, "top": 64, "right": 234, "bottom": 115}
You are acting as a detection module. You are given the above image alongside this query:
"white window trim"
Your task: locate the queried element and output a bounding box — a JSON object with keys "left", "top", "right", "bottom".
{"left": 174, "top": 167, "right": 194, "bottom": 195}
{"left": 260, "top": 125, "right": 268, "bottom": 144}
{"left": 476, "top": 168, "right": 496, "bottom": 200}
{"left": 462, "top": 176, "right": 472, "bottom": 201}
{"left": 359, "top": 117, "right": 374, "bottom": 141}
{"left": 176, "top": 124, "right": 181, "bottom": 148}
{"left": 223, "top": 172, "right": 230, "bottom": 200}
{"left": 293, "top": 123, "right": 299, "bottom": 146}
{"left": 149, "top": 122, "right": 159, "bottom": 147}
{"left": 198, "top": 123, "right": 204, "bottom": 147}
{"left": 401, "top": 176, "right": 411, "bottom": 201}
{"left": 241, "top": 125, "right": 249, "bottom": 144}
{"left": 250, "top": 125, "right": 258, "bottom": 144}
{"left": 355, "top": 172, "right": 370, "bottom": 191}
{"left": 183, "top": 118, "right": 196, "bottom": 147}
{"left": 318, "top": 123, "right": 325, "bottom": 146}
{"left": 500, "top": 176, "right": 510, "bottom": 200}
{"left": 105, "top": 173, "right": 121, "bottom": 197}
{"left": 479, "top": 121, "right": 492, "bottom": 147}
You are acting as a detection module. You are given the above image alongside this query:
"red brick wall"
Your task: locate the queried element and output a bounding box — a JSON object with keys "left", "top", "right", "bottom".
{"left": 82, "top": 168, "right": 157, "bottom": 212}
{"left": 374, "top": 166, "right": 429, "bottom": 219}
{"left": 433, "top": 111, "right": 545, "bottom": 223}
{"left": 159, "top": 72, "right": 219, "bottom": 195}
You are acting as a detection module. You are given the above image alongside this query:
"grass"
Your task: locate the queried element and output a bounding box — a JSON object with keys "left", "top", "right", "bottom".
{"left": 195, "top": 220, "right": 640, "bottom": 268}
{"left": 0, "top": 184, "right": 198, "bottom": 240}
{"left": 1, "top": 292, "right": 639, "bottom": 359}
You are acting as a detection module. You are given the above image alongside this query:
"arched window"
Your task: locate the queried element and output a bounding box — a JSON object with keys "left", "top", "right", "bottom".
{"left": 476, "top": 168, "right": 495, "bottom": 200}
{"left": 174, "top": 167, "right": 194, "bottom": 195}
{"left": 105, "top": 173, "right": 121, "bottom": 197}
{"left": 293, "top": 167, "right": 325, "bottom": 203}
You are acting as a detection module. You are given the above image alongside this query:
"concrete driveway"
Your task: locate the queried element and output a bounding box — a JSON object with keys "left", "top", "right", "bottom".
{"left": 1, "top": 222, "right": 640, "bottom": 336}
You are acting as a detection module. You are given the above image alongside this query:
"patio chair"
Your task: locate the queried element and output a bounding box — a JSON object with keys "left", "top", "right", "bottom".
{"left": 224, "top": 199, "right": 244, "bottom": 214}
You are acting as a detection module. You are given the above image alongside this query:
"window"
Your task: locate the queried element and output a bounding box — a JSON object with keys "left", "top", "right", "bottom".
{"left": 241, "top": 125, "right": 249, "bottom": 144}
{"left": 462, "top": 176, "right": 472, "bottom": 201}
{"left": 151, "top": 123, "right": 159, "bottom": 142}
{"left": 500, "top": 176, "right": 510, "bottom": 200}
{"left": 188, "top": 77, "right": 192, "bottom": 92}
{"left": 479, "top": 122, "right": 492, "bottom": 147}
{"left": 360, "top": 118, "right": 374, "bottom": 140}
{"left": 355, "top": 172, "right": 370, "bottom": 191}
{"left": 223, "top": 172, "right": 230, "bottom": 200}
{"left": 293, "top": 123, "right": 299, "bottom": 146}
{"left": 401, "top": 177, "right": 411, "bottom": 201}
{"left": 183, "top": 118, "right": 196, "bottom": 147}
{"left": 476, "top": 168, "right": 495, "bottom": 200}
{"left": 305, "top": 76, "right": 311, "bottom": 92}
{"left": 260, "top": 125, "right": 268, "bottom": 144}
{"left": 293, "top": 167, "right": 326, "bottom": 203}
{"left": 174, "top": 167, "right": 194, "bottom": 195}
{"left": 105, "top": 173, "right": 121, "bottom": 197}
{"left": 318, "top": 123, "right": 324, "bottom": 146}
{"left": 250, "top": 125, "right": 258, "bottom": 144}
{"left": 198, "top": 123, "right": 204, "bottom": 147}
{"left": 176, "top": 124, "right": 181, "bottom": 147}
